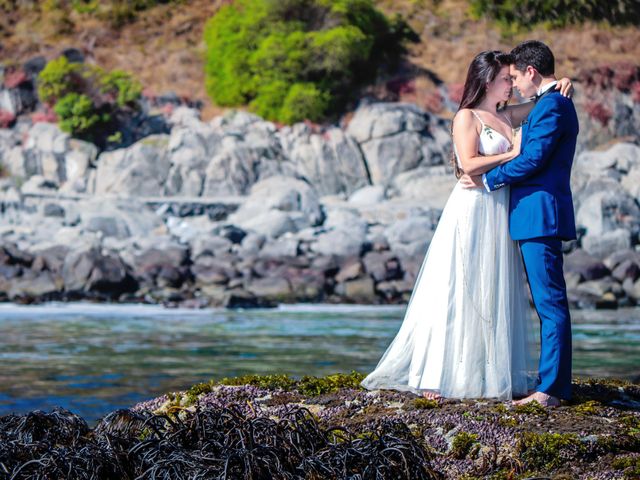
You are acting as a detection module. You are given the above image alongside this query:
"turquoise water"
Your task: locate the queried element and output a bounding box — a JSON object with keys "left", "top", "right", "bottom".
{"left": 0, "top": 303, "right": 638, "bottom": 423}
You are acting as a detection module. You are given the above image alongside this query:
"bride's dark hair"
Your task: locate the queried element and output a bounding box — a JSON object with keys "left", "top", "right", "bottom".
{"left": 452, "top": 50, "right": 513, "bottom": 178}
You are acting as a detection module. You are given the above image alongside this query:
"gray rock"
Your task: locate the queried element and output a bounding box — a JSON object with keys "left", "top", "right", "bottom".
{"left": 201, "top": 116, "right": 287, "bottom": 196}
{"left": 86, "top": 254, "right": 131, "bottom": 294}
{"left": 7, "top": 271, "right": 60, "bottom": 299}
{"left": 389, "top": 165, "right": 457, "bottom": 210}
{"left": 43, "top": 203, "right": 65, "bottom": 217}
{"left": 239, "top": 232, "right": 266, "bottom": 255}
{"left": 191, "top": 236, "right": 233, "bottom": 259}
{"left": 164, "top": 124, "right": 221, "bottom": 197}
{"left": 228, "top": 176, "right": 324, "bottom": 237}
{"left": 61, "top": 246, "right": 100, "bottom": 291}
{"left": 335, "top": 259, "right": 363, "bottom": 283}
{"left": 312, "top": 228, "right": 364, "bottom": 258}
{"left": 575, "top": 142, "right": 640, "bottom": 173}
{"left": 348, "top": 185, "right": 385, "bottom": 205}
{"left": 260, "top": 236, "right": 300, "bottom": 258}
{"left": 576, "top": 190, "right": 640, "bottom": 238}
{"left": 346, "top": 103, "right": 451, "bottom": 186}
{"left": 246, "top": 276, "right": 292, "bottom": 301}
{"left": 84, "top": 215, "right": 131, "bottom": 239}
{"left": 338, "top": 276, "right": 375, "bottom": 302}
{"left": 385, "top": 217, "right": 435, "bottom": 251}
{"left": 622, "top": 277, "right": 640, "bottom": 301}
{"left": 94, "top": 135, "right": 171, "bottom": 196}
{"left": 603, "top": 249, "right": 640, "bottom": 271}
{"left": 362, "top": 251, "right": 402, "bottom": 282}
{"left": 60, "top": 139, "right": 98, "bottom": 194}
{"left": 612, "top": 259, "right": 640, "bottom": 283}
{"left": 581, "top": 228, "right": 632, "bottom": 259}
{"left": 191, "top": 254, "right": 237, "bottom": 285}
{"left": 564, "top": 249, "right": 610, "bottom": 281}
{"left": 279, "top": 124, "right": 370, "bottom": 196}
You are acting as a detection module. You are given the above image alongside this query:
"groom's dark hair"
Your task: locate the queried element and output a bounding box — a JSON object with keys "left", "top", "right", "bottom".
{"left": 510, "top": 40, "right": 555, "bottom": 76}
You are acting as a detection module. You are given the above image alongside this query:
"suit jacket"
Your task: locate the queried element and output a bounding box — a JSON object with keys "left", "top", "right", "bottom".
{"left": 484, "top": 90, "right": 579, "bottom": 241}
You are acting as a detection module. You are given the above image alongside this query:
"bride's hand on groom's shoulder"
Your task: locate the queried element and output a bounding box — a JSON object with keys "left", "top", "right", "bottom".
{"left": 556, "top": 77, "right": 574, "bottom": 98}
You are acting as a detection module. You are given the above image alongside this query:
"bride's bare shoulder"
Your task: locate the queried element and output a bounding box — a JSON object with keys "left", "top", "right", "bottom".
{"left": 453, "top": 109, "right": 476, "bottom": 130}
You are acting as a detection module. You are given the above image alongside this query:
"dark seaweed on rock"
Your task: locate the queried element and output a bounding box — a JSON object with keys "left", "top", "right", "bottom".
{"left": 0, "top": 404, "right": 439, "bottom": 480}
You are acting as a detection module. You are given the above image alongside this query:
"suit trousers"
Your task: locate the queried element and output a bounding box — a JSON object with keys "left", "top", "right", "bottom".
{"left": 519, "top": 237, "right": 572, "bottom": 399}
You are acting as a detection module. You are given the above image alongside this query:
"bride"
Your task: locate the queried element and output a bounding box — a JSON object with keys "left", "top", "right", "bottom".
{"left": 361, "top": 50, "right": 572, "bottom": 400}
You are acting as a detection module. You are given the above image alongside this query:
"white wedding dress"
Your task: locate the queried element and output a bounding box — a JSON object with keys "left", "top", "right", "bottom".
{"left": 362, "top": 112, "right": 537, "bottom": 400}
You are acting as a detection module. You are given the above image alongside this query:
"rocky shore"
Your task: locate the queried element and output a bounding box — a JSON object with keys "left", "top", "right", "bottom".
{"left": 1, "top": 72, "right": 640, "bottom": 309}
{"left": 0, "top": 373, "right": 638, "bottom": 479}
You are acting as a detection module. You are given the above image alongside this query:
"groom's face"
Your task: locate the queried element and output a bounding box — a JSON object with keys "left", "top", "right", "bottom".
{"left": 509, "top": 64, "right": 536, "bottom": 98}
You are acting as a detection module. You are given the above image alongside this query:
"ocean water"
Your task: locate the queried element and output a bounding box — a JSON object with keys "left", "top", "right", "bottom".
{"left": 0, "top": 303, "right": 638, "bottom": 423}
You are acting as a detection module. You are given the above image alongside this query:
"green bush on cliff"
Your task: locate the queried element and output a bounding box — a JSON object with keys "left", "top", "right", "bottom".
{"left": 54, "top": 92, "right": 106, "bottom": 135}
{"left": 469, "top": 0, "right": 640, "bottom": 29}
{"left": 203, "top": 0, "right": 416, "bottom": 124}
{"left": 37, "top": 56, "right": 141, "bottom": 140}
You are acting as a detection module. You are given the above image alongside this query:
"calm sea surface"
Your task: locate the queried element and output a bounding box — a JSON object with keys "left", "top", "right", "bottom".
{"left": 0, "top": 303, "right": 638, "bottom": 423}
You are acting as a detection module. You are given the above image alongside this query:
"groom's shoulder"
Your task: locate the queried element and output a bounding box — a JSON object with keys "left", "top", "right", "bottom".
{"left": 538, "top": 91, "right": 575, "bottom": 114}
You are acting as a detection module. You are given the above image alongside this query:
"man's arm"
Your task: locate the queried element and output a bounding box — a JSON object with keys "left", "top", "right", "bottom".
{"left": 484, "top": 98, "right": 566, "bottom": 192}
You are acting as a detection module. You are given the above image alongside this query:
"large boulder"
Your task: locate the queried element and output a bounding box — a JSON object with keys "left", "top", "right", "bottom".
{"left": 164, "top": 122, "right": 221, "bottom": 197}
{"left": 94, "top": 134, "right": 171, "bottom": 196}
{"left": 279, "top": 123, "right": 370, "bottom": 196}
{"left": 346, "top": 102, "right": 451, "bottom": 186}
{"left": 577, "top": 190, "right": 640, "bottom": 235}
{"left": 15, "top": 123, "right": 70, "bottom": 183}
{"left": 201, "top": 112, "right": 290, "bottom": 196}
{"left": 389, "top": 165, "right": 457, "bottom": 209}
{"left": 228, "top": 176, "right": 324, "bottom": 237}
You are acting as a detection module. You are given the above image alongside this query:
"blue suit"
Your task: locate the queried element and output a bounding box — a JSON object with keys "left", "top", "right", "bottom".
{"left": 484, "top": 90, "right": 578, "bottom": 399}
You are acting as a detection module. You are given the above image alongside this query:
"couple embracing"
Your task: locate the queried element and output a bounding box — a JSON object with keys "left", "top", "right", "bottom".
{"left": 362, "top": 40, "right": 579, "bottom": 407}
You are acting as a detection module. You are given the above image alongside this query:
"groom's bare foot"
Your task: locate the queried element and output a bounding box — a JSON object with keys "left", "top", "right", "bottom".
{"left": 422, "top": 390, "right": 441, "bottom": 400}
{"left": 513, "top": 391, "right": 560, "bottom": 407}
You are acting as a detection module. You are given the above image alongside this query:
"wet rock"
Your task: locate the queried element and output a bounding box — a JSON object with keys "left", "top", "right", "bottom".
{"left": 246, "top": 277, "right": 292, "bottom": 302}
{"left": 362, "top": 251, "right": 403, "bottom": 282}
{"left": 563, "top": 249, "right": 610, "bottom": 281}
{"left": 338, "top": 276, "right": 376, "bottom": 302}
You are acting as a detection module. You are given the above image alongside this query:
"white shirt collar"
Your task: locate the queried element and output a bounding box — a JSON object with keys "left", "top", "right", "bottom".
{"left": 537, "top": 80, "right": 558, "bottom": 96}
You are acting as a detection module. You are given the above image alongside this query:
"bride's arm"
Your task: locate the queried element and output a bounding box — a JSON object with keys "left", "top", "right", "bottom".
{"left": 505, "top": 77, "right": 574, "bottom": 126}
{"left": 453, "top": 109, "right": 518, "bottom": 176}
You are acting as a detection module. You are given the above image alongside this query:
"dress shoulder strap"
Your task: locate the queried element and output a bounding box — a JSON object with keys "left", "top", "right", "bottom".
{"left": 469, "top": 109, "right": 484, "bottom": 125}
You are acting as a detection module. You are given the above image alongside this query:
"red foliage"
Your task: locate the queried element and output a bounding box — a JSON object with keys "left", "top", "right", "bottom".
{"left": 3, "top": 69, "right": 28, "bottom": 89}
{"left": 585, "top": 100, "right": 612, "bottom": 126}
{"left": 448, "top": 83, "right": 464, "bottom": 105}
{"left": 0, "top": 110, "right": 16, "bottom": 128}
{"left": 632, "top": 81, "right": 640, "bottom": 104}
{"left": 386, "top": 77, "right": 415, "bottom": 96}
{"left": 423, "top": 90, "right": 443, "bottom": 113}
{"left": 31, "top": 108, "right": 58, "bottom": 124}
{"left": 578, "top": 63, "right": 640, "bottom": 92}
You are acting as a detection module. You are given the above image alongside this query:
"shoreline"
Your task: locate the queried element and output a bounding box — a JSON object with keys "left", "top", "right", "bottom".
{"left": 0, "top": 373, "right": 638, "bottom": 479}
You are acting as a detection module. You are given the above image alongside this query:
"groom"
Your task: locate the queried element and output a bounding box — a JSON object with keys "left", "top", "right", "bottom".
{"left": 462, "top": 40, "right": 579, "bottom": 407}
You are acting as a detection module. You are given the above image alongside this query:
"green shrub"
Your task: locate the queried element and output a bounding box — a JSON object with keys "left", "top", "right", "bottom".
{"left": 38, "top": 56, "right": 141, "bottom": 140}
{"left": 54, "top": 92, "right": 107, "bottom": 135}
{"left": 203, "top": 0, "right": 415, "bottom": 124}
{"left": 37, "top": 56, "right": 82, "bottom": 104}
{"left": 469, "top": 0, "right": 640, "bottom": 29}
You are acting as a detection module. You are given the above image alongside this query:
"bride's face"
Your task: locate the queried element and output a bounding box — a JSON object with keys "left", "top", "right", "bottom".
{"left": 486, "top": 66, "right": 512, "bottom": 103}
